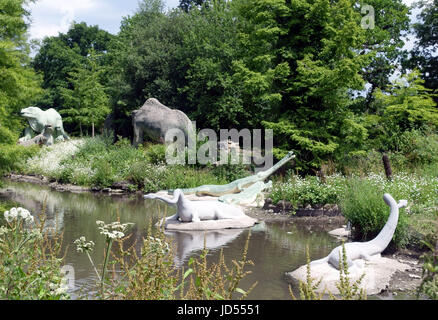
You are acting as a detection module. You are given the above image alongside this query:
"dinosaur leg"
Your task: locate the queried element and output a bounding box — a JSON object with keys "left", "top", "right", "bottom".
{"left": 191, "top": 212, "right": 200, "bottom": 223}
{"left": 359, "top": 252, "right": 372, "bottom": 261}
{"left": 157, "top": 213, "right": 179, "bottom": 226}
{"left": 19, "top": 127, "right": 33, "bottom": 142}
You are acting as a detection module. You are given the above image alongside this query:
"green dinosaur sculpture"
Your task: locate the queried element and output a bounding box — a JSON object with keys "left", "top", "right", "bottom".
{"left": 169, "top": 151, "right": 295, "bottom": 197}
{"left": 19, "top": 107, "right": 70, "bottom": 143}
{"left": 218, "top": 180, "right": 273, "bottom": 205}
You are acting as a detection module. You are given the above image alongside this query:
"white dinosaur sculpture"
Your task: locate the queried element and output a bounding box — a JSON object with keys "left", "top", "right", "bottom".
{"left": 310, "top": 193, "right": 407, "bottom": 270}
{"left": 144, "top": 189, "right": 246, "bottom": 224}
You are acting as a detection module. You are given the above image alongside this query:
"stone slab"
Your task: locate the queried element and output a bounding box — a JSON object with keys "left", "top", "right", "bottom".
{"left": 286, "top": 255, "right": 411, "bottom": 295}
{"left": 164, "top": 215, "right": 258, "bottom": 231}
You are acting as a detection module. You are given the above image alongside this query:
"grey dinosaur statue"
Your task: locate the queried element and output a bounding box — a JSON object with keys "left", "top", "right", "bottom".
{"left": 132, "top": 98, "right": 194, "bottom": 147}
{"left": 18, "top": 125, "right": 54, "bottom": 147}
{"left": 169, "top": 151, "right": 295, "bottom": 196}
{"left": 144, "top": 189, "right": 247, "bottom": 224}
{"left": 218, "top": 180, "right": 272, "bottom": 205}
{"left": 310, "top": 193, "right": 407, "bottom": 270}
{"left": 19, "top": 106, "right": 70, "bottom": 143}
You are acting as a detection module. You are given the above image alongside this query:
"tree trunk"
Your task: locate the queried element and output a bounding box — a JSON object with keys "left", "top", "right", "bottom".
{"left": 92, "top": 122, "right": 95, "bottom": 138}
{"left": 80, "top": 122, "right": 83, "bottom": 137}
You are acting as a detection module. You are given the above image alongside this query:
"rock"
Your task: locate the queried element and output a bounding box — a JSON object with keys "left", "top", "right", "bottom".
{"left": 286, "top": 256, "right": 411, "bottom": 295}
{"left": 111, "top": 181, "right": 131, "bottom": 191}
{"left": 102, "top": 188, "right": 111, "bottom": 193}
{"left": 164, "top": 215, "right": 258, "bottom": 231}
{"left": 328, "top": 227, "right": 351, "bottom": 238}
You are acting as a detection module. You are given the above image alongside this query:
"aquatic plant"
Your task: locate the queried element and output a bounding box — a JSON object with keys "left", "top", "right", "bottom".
{"left": 75, "top": 217, "right": 256, "bottom": 300}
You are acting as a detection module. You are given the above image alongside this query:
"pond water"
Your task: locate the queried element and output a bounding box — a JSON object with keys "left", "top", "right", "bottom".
{"left": 1, "top": 181, "right": 346, "bottom": 300}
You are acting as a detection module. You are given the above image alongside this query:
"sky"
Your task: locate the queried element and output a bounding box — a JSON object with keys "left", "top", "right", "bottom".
{"left": 27, "top": 0, "right": 419, "bottom": 41}
{"left": 27, "top": 0, "right": 180, "bottom": 40}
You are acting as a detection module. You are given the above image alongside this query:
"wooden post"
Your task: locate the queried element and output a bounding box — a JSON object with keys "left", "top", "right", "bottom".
{"left": 382, "top": 153, "right": 392, "bottom": 181}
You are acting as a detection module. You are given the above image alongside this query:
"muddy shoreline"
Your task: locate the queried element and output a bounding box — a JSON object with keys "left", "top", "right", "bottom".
{"left": 2, "top": 173, "right": 425, "bottom": 299}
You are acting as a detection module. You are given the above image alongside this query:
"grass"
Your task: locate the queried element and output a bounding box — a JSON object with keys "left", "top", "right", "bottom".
{"left": 22, "top": 135, "right": 245, "bottom": 192}
{"left": 269, "top": 171, "right": 438, "bottom": 249}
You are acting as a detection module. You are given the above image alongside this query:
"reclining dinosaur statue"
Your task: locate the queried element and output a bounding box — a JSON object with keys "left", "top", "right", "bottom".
{"left": 145, "top": 189, "right": 248, "bottom": 224}
{"left": 169, "top": 151, "right": 295, "bottom": 197}
{"left": 18, "top": 106, "right": 70, "bottom": 143}
{"left": 310, "top": 193, "right": 407, "bottom": 270}
{"left": 218, "top": 180, "right": 273, "bottom": 205}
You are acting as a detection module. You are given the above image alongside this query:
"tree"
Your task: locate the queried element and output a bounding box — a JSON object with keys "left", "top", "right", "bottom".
{"left": 106, "top": 0, "right": 191, "bottom": 137}
{"left": 60, "top": 53, "right": 110, "bottom": 137}
{"left": 260, "top": 0, "right": 369, "bottom": 169}
{"left": 0, "top": 0, "right": 42, "bottom": 137}
{"left": 32, "top": 22, "right": 114, "bottom": 134}
{"left": 356, "top": 0, "right": 410, "bottom": 113}
{"left": 407, "top": 0, "right": 438, "bottom": 92}
{"left": 374, "top": 70, "right": 438, "bottom": 132}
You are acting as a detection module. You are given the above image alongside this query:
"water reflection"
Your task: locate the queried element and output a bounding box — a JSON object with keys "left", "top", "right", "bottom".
{"left": 0, "top": 181, "right": 341, "bottom": 300}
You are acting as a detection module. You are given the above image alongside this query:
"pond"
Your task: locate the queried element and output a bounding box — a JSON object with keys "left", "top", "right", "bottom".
{"left": 1, "top": 181, "right": 346, "bottom": 300}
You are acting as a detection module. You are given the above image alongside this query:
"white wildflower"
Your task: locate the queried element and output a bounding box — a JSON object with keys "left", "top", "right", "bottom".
{"left": 74, "top": 236, "right": 95, "bottom": 253}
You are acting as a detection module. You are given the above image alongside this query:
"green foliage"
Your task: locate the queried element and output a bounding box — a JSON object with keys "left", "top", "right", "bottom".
{"left": 407, "top": 0, "right": 438, "bottom": 92}
{"left": 60, "top": 51, "right": 110, "bottom": 136}
{"left": 0, "top": 0, "right": 42, "bottom": 137}
{"left": 339, "top": 177, "right": 410, "bottom": 248}
{"left": 0, "top": 207, "right": 69, "bottom": 300}
{"left": 418, "top": 236, "right": 438, "bottom": 300}
{"left": 143, "top": 143, "right": 167, "bottom": 164}
{"left": 0, "top": 143, "right": 39, "bottom": 175}
{"left": 32, "top": 22, "right": 114, "bottom": 135}
{"left": 373, "top": 70, "right": 438, "bottom": 133}
{"left": 269, "top": 175, "right": 345, "bottom": 208}
{"left": 340, "top": 130, "right": 438, "bottom": 174}
{"left": 76, "top": 217, "right": 256, "bottom": 300}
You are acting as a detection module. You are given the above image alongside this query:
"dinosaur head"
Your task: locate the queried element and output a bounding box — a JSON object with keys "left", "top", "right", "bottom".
{"left": 20, "top": 107, "right": 43, "bottom": 131}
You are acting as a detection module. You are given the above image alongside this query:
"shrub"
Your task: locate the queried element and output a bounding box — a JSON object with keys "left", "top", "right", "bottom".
{"left": 143, "top": 143, "right": 167, "bottom": 165}
{"left": 91, "top": 159, "right": 115, "bottom": 188}
{"left": 0, "top": 144, "right": 39, "bottom": 174}
{"left": 339, "top": 177, "right": 410, "bottom": 248}
{"left": 269, "top": 175, "right": 345, "bottom": 208}
{"left": 0, "top": 207, "right": 69, "bottom": 300}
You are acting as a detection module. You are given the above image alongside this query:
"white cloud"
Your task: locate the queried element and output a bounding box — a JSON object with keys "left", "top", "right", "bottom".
{"left": 28, "top": 0, "right": 99, "bottom": 39}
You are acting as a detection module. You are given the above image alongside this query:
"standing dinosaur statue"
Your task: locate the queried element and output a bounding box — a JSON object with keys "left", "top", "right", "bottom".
{"left": 169, "top": 151, "right": 295, "bottom": 197}
{"left": 309, "top": 193, "right": 407, "bottom": 270}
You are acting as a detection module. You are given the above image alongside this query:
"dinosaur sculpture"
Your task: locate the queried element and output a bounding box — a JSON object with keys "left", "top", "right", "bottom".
{"left": 218, "top": 180, "right": 272, "bottom": 205}
{"left": 310, "top": 193, "right": 407, "bottom": 270}
{"left": 17, "top": 125, "right": 54, "bottom": 147}
{"left": 132, "top": 98, "right": 194, "bottom": 147}
{"left": 19, "top": 107, "right": 69, "bottom": 143}
{"left": 169, "top": 151, "right": 295, "bottom": 196}
{"left": 144, "top": 189, "right": 247, "bottom": 224}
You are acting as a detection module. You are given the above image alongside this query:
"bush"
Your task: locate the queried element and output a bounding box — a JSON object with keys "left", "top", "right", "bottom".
{"left": 143, "top": 143, "right": 167, "bottom": 165}
{"left": 339, "top": 177, "right": 410, "bottom": 248}
{"left": 269, "top": 175, "right": 345, "bottom": 208}
{"left": 91, "top": 159, "right": 116, "bottom": 188}
{"left": 0, "top": 207, "right": 69, "bottom": 300}
{"left": 0, "top": 144, "right": 39, "bottom": 175}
